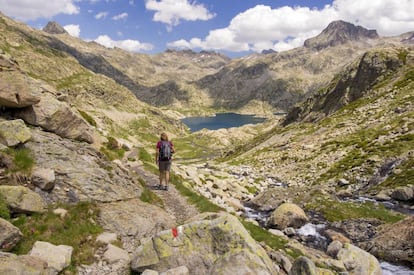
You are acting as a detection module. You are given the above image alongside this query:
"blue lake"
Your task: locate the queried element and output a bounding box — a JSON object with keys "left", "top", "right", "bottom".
{"left": 181, "top": 112, "right": 266, "bottom": 132}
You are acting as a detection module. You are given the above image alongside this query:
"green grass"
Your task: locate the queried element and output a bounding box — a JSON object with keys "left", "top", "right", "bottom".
{"left": 2, "top": 147, "right": 35, "bottom": 175}
{"left": 138, "top": 147, "right": 153, "bottom": 163}
{"left": 100, "top": 137, "right": 126, "bottom": 161}
{"left": 241, "top": 220, "right": 302, "bottom": 259}
{"left": 12, "top": 201, "right": 104, "bottom": 273}
{"left": 170, "top": 173, "right": 223, "bottom": 214}
{"left": 0, "top": 193, "right": 10, "bottom": 220}
{"left": 379, "top": 157, "right": 414, "bottom": 188}
{"left": 305, "top": 198, "right": 405, "bottom": 223}
{"left": 138, "top": 177, "right": 164, "bottom": 208}
{"left": 78, "top": 110, "right": 97, "bottom": 127}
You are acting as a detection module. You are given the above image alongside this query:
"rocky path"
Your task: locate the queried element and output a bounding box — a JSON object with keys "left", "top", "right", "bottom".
{"left": 131, "top": 164, "right": 199, "bottom": 224}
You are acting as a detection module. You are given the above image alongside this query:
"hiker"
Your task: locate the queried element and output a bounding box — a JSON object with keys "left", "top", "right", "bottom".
{"left": 155, "top": 132, "right": 175, "bottom": 190}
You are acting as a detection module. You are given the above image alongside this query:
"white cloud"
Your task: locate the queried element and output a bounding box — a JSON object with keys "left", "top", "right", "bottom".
{"left": 112, "top": 12, "right": 128, "bottom": 21}
{"left": 169, "top": 0, "right": 414, "bottom": 54}
{"left": 94, "top": 35, "right": 154, "bottom": 52}
{"left": 0, "top": 0, "right": 79, "bottom": 21}
{"left": 145, "top": 0, "right": 215, "bottom": 28}
{"left": 64, "top": 24, "right": 80, "bottom": 37}
{"left": 95, "top": 12, "right": 108, "bottom": 19}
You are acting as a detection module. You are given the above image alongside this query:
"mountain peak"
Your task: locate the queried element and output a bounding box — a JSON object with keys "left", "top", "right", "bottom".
{"left": 304, "top": 20, "right": 378, "bottom": 50}
{"left": 43, "top": 21, "right": 67, "bottom": 35}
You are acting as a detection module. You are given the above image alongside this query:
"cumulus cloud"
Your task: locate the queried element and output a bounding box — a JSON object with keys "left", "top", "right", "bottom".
{"left": 95, "top": 12, "right": 109, "bottom": 19}
{"left": 112, "top": 12, "right": 128, "bottom": 21}
{"left": 145, "top": 0, "right": 215, "bottom": 28}
{"left": 94, "top": 35, "right": 154, "bottom": 52}
{"left": 64, "top": 24, "right": 80, "bottom": 37}
{"left": 169, "top": 0, "right": 414, "bottom": 53}
{"left": 0, "top": 0, "right": 79, "bottom": 21}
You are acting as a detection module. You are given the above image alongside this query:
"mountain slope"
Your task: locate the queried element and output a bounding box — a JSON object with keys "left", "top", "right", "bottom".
{"left": 231, "top": 45, "right": 413, "bottom": 195}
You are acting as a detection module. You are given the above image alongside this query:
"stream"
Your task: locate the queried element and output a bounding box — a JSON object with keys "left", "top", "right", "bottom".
{"left": 243, "top": 204, "right": 414, "bottom": 274}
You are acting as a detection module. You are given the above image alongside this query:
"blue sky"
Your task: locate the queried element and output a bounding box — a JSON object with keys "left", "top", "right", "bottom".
{"left": 1, "top": 0, "right": 414, "bottom": 57}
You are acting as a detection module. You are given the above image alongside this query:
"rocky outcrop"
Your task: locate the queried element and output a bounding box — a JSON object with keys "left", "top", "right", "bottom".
{"left": 0, "top": 218, "right": 22, "bottom": 251}
{"left": 98, "top": 199, "right": 175, "bottom": 252}
{"left": 42, "top": 21, "right": 68, "bottom": 35}
{"left": 362, "top": 216, "right": 414, "bottom": 268}
{"left": 0, "top": 252, "right": 49, "bottom": 274}
{"left": 0, "top": 64, "right": 41, "bottom": 108}
{"left": 0, "top": 185, "right": 46, "bottom": 214}
{"left": 268, "top": 203, "right": 309, "bottom": 229}
{"left": 29, "top": 241, "right": 73, "bottom": 274}
{"left": 0, "top": 119, "right": 31, "bottom": 147}
{"left": 14, "top": 92, "right": 94, "bottom": 143}
{"left": 131, "top": 212, "right": 277, "bottom": 274}
{"left": 24, "top": 128, "right": 142, "bottom": 204}
{"left": 283, "top": 46, "right": 407, "bottom": 124}
{"left": 304, "top": 20, "right": 379, "bottom": 50}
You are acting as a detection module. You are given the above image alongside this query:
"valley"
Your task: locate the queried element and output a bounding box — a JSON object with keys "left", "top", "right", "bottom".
{"left": 0, "top": 11, "right": 413, "bottom": 274}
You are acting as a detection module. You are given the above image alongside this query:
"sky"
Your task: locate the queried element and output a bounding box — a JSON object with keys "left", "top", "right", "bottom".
{"left": 1, "top": 0, "right": 414, "bottom": 57}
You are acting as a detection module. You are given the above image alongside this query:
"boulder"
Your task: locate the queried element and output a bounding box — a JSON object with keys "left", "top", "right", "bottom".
{"left": 0, "top": 119, "right": 31, "bottom": 147}
{"left": 288, "top": 256, "right": 316, "bottom": 275}
{"left": 337, "top": 243, "right": 382, "bottom": 275}
{"left": 0, "top": 71, "right": 41, "bottom": 108}
{"left": 14, "top": 92, "right": 94, "bottom": 143}
{"left": 0, "top": 252, "right": 49, "bottom": 274}
{"left": 96, "top": 232, "right": 118, "bottom": 244}
{"left": 361, "top": 216, "right": 414, "bottom": 267}
{"left": 31, "top": 167, "right": 55, "bottom": 191}
{"left": 391, "top": 186, "right": 414, "bottom": 201}
{"left": 29, "top": 241, "right": 73, "bottom": 275}
{"left": 0, "top": 185, "right": 46, "bottom": 214}
{"left": 0, "top": 218, "right": 22, "bottom": 251}
{"left": 327, "top": 240, "right": 343, "bottom": 258}
{"left": 103, "top": 244, "right": 130, "bottom": 264}
{"left": 268, "top": 203, "right": 309, "bottom": 229}
{"left": 131, "top": 212, "right": 276, "bottom": 274}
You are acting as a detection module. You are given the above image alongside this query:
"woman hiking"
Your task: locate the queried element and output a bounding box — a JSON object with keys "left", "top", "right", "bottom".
{"left": 155, "top": 132, "right": 175, "bottom": 190}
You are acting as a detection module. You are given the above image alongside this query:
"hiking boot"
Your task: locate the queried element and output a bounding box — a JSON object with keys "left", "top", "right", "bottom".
{"left": 165, "top": 185, "right": 168, "bottom": 191}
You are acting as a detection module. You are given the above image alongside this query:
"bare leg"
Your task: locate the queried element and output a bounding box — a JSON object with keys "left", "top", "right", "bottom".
{"left": 165, "top": 171, "right": 170, "bottom": 190}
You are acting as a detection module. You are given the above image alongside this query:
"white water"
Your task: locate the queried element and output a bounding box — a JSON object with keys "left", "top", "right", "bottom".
{"left": 297, "top": 223, "right": 326, "bottom": 239}
{"left": 381, "top": 261, "right": 414, "bottom": 275}
{"left": 297, "top": 224, "right": 414, "bottom": 275}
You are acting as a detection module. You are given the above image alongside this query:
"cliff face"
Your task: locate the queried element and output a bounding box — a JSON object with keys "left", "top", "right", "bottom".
{"left": 283, "top": 47, "right": 409, "bottom": 124}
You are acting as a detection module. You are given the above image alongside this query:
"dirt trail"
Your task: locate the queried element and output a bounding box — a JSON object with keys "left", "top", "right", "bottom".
{"left": 131, "top": 164, "right": 199, "bottom": 225}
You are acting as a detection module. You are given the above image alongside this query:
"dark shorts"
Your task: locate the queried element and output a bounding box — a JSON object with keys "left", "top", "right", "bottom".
{"left": 158, "top": 161, "right": 171, "bottom": 172}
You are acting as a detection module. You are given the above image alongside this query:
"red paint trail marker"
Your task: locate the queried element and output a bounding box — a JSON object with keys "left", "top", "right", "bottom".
{"left": 172, "top": 227, "right": 178, "bottom": 238}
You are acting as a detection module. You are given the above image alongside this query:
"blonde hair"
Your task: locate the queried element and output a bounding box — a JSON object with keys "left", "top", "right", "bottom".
{"left": 160, "top": 132, "right": 168, "bottom": 141}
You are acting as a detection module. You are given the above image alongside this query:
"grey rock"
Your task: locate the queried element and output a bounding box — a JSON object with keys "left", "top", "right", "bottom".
{"left": 391, "top": 186, "right": 414, "bottom": 201}
{"left": 31, "top": 167, "right": 55, "bottom": 191}
{"left": 0, "top": 218, "right": 22, "bottom": 252}
{"left": 0, "top": 119, "right": 31, "bottom": 147}
{"left": 327, "top": 240, "right": 343, "bottom": 258}
{"left": 0, "top": 185, "right": 46, "bottom": 214}
{"left": 288, "top": 256, "right": 316, "bottom": 275}
{"left": 15, "top": 92, "right": 94, "bottom": 143}
{"left": 0, "top": 251, "right": 49, "bottom": 274}
{"left": 29, "top": 241, "right": 73, "bottom": 275}
{"left": 337, "top": 243, "right": 381, "bottom": 275}
{"left": 131, "top": 212, "right": 276, "bottom": 274}
{"left": 0, "top": 70, "right": 41, "bottom": 108}
{"left": 268, "top": 203, "right": 309, "bottom": 229}
{"left": 103, "top": 244, "right": 130, "bottom": 264}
